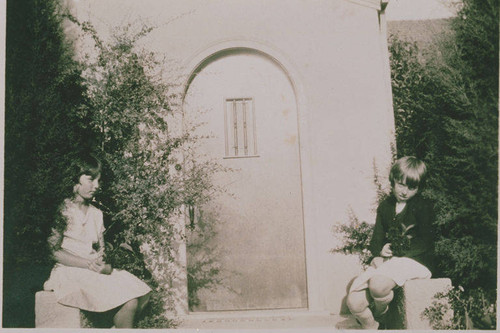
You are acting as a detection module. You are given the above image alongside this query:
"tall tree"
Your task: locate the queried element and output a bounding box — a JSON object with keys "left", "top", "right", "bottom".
{"left": 4, "top": 0, "right": 90, "bottom": 327}
{"left": 390, "top": 0, "right": 498, "bottom": 298}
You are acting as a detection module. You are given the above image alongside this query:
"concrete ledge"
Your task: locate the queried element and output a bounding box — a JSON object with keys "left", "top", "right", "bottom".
{"left": 35, "top": 291, "right": 83, "bottom": 328}
{"left": 388, "top": 278, "right": 453, "bottom": 329}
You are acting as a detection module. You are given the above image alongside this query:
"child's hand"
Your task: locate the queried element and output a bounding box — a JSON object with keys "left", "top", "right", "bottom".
{"left": 380, "top": 243, "right": 393, "bottom": 258}
{"left": 370, "top": 256, "right": 386, "bottom": 268}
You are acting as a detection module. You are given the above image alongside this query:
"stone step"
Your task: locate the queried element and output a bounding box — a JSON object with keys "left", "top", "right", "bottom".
{"left": 35, "top": 291, "right": 358, "bottom": 330}
{"left": 178, "top": 310, "right": 358, "bottom": 330}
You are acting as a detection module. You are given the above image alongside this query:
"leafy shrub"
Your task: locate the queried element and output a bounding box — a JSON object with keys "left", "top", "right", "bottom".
{"left": 423, "top": 286, "right": 496, "bottom": 330}
{"left": 186, "top": 209, "right": 225, "bottom": 310}
{"left": 68, "top": 19, "right": 225, "bottom": 327}
{"left": 389, "top": 0, "right": 497, "bottom": 297}
{"left": 331, "top": 160, "right": 390, "bottom": 267}
{"left": 389, "top": 0, "right": 497, "bottom": 327}
{"left": 331, "top": 214, "right": 374, "bottom": 267}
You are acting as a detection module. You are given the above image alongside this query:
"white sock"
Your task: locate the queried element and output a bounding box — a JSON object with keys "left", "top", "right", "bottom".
{"left": 371, "top": 290, "right": 394, "bottom": 316}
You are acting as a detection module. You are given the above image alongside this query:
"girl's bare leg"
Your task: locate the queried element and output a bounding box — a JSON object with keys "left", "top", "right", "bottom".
{"left": 113, "top": 298, "right": 138, "bottom": 328}
{"left": 137, "top": 292, "right": 151, "bottom": 314}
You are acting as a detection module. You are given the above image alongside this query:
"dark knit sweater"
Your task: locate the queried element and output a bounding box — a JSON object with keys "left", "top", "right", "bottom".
{"left": 369, "top": 194, "right": 437, "bottom": 274}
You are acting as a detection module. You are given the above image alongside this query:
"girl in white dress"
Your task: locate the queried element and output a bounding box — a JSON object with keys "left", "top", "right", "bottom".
{"left": 44, "top": 155, "right": 151, "bottom": 328}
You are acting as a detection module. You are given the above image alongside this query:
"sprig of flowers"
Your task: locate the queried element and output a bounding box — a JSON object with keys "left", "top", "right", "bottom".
{"left": 386, "top": 223, "right": 414, "bottom": 256}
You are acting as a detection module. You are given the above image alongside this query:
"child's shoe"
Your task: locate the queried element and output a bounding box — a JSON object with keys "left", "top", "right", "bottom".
{"left": 364, "top": 320, "right": 380, "bottom": 330}
{"left": 352, "top": 308, "right": 380, "bottom": 330}
{"left": 355, "top": 318, "right": 380, "bottom": 330}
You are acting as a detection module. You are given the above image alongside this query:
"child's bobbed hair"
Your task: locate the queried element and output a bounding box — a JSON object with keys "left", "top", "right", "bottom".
{"left": 52, "top": 154, "right": 103, "bottom": 252}
{"left": 389, "top": 156, "right": 427, "bottom": 190}
{"left": 71, "top": 154, "right": 102, "bottom": 184}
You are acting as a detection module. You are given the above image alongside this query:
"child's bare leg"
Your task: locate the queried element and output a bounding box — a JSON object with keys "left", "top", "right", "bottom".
{"left": 368, "top": 275, "right": 396, "bottom": 316}
{"left": 113, "top": 298, "right": 138, "bottom": 328}
{"left": 346, "top": 289, "right": 378, "bottom": 329}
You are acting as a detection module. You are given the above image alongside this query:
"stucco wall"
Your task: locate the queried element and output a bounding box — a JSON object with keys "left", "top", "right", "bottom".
{"left": 69, "top": 0, "right": 395, "bottom": 314}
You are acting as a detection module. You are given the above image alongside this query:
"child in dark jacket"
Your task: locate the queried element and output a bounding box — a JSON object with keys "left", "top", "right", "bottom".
{"left": 346, "top": 156, "right": 436, "bottom": 329}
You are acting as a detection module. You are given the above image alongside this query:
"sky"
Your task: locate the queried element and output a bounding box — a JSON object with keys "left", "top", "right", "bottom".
{"left": 385, "top": 0, "right": 457, "bottom": 21}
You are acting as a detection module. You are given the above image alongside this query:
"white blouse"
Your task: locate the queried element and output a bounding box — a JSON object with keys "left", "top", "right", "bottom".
{"left": 59, "top": 199, "right": 105, "bottom": 260}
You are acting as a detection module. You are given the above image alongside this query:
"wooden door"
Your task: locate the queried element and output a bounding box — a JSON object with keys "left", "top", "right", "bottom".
{"left": 184, "top": 50, "right": 307, "bottom": 310}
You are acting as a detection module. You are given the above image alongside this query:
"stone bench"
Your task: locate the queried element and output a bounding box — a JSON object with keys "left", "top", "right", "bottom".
{"left": 387, "top": 278, "right": 453, "bottom": 329}
{"left": 35, "top": 291, "right": 83, "bottom": 328}
{"left": 37, "top": 279, "right": 453, "bottom": 329}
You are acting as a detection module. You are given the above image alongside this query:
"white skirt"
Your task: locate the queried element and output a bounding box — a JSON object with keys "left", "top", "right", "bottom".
{"left": 44, "top": 264, "right": 151, "bottom": 312}
{"left": 349, "top": 257, "right": 431, "bottom": 293}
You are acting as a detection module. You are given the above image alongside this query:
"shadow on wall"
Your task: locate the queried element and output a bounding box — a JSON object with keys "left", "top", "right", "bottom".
{"left": 187, "top": 207, "right": 235, "bottom": 311}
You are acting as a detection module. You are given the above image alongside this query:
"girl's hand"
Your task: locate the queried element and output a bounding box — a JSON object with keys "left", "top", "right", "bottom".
{"left": 97, "top": 248, "right": 105, "bottom": 261}
{"left": 99, "top": 263, "right": 113, "bottom": 275}
{"left": 88, "top": 260, "right": 113, "bottom": 275}
{"left": 88, "top": 259, "right": 100, "bottom": 272}
{"left": 380, "top": 243, "right": 393, "bottom": 258}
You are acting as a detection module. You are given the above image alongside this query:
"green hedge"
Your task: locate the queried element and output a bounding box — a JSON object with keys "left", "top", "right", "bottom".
{"left": 389, "top": 0, "right": 497, "bottom": 302}
{"left": 4, "top": 0, "right": 93, "bottom": 327}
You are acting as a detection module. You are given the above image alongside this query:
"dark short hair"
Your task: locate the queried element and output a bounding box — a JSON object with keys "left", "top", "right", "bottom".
{"left": 71, "top": 154, "right": 102, "bottom": 183}
{"left": 389, "top": 156, "right": 427, "bottom": 190}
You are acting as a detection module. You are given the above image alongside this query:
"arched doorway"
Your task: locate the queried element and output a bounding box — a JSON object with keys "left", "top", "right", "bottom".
{"left": 183, "top": 48, "right": 307, "bottom": 311}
